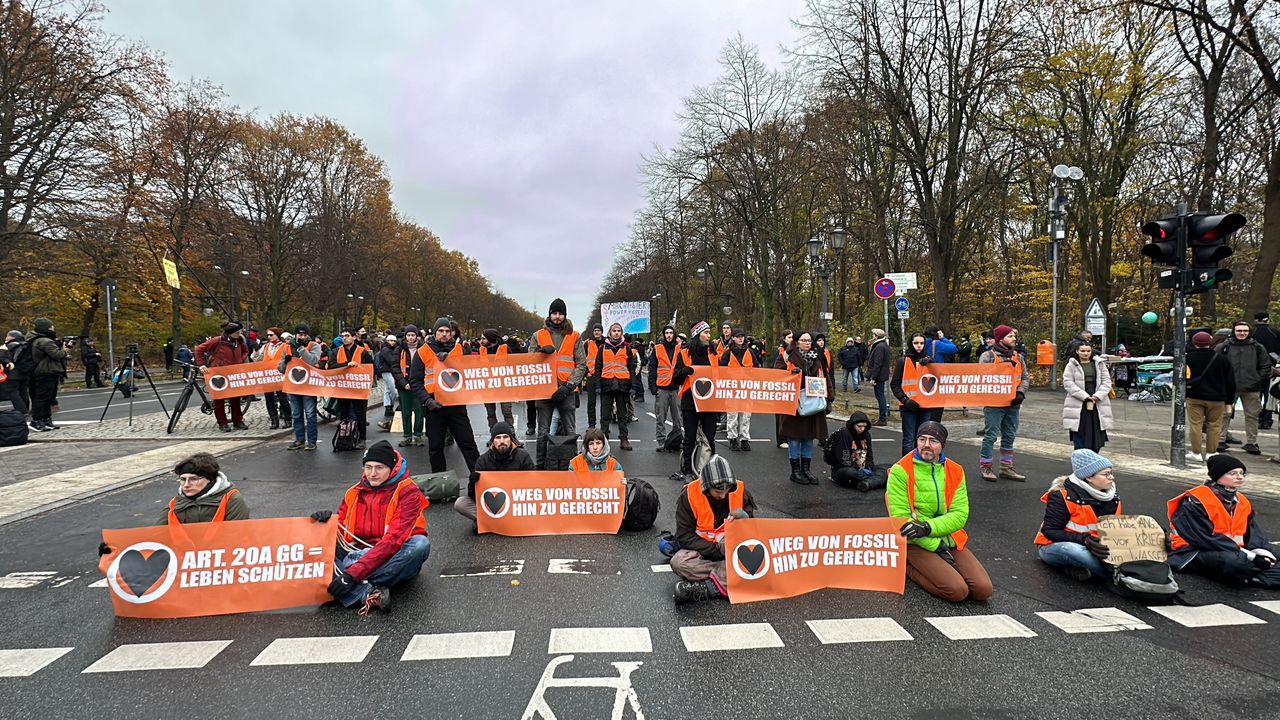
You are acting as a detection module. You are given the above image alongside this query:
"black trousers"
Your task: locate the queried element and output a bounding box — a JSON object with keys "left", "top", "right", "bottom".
{"left": 680, "top": 405, "right": 719, "bottom": 474}
{"left": 84, "top": 363, "right": 103, "bottom": 387}
{"left": 832, "top": 466, "right": 888, "bottom": 490}
{"left": 585, "top": 377, "right": 599, "bottom": 427}
{"left": 263, "top": 391, "right": 291, "bottom": 422}
{"left": 1185, "top": 550, "right": 1280, "bottom": 588}
{"left": 425, "top": 405, "right": 479, "bottom": 473}
{"left": 0, "top": 378, "right": 28, "bottom": 414}
{"left": 337, "top": 398, "right": 368, "bottom": 440}
{"left": 600, "top": 391, "right": 630, "bottom": 439}
{"left": 31, "top": 375, "right": 59, "bottom": 422}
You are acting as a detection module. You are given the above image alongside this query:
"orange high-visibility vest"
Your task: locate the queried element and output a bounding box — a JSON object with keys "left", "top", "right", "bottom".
{"left": 1168, "top": 484, "right": 1251, "bottom": 551}
{"left": 726, "top": 348, "right": 755, "bottom": 368}
{"left": 167, "top": 488, "right": 239, "bottom": 526}
{"left": 570, "top": 454, "right": 621, "bottom": 472}
{"left": 335, "top": 343, "right": 366, "bottom": 366}
{"left": 584, "top": 340, "right": 600, "bottom": 377}
{"left": 685, "top": 479, "right": 745, "bottom": 542}
{"left": 535, "top": 328, "right": 580, "bottom": 383}
{"left": 678, "top": 348, "right": 695, "bottom": 397}
{"left": 1034, "top": 488, "right": 1121, "bottom": 545}
{"left": 415, "top": 343, "right": 463, "bottom": 393}
{"left": 654, "top": 343, "right": 677, "bottom": 386}
{"left": 478, "top": 345, "right": 509, "bottom": 357}
{"left": 339, "top": 477, "right": 428, "bottom": 538}
{"left": 263, "top": 342, "right": 287, "bottom": 361}
{"left": 888, "top": 455, "right": 968, "bottom": 551}
{"left": 600, "top": 346, "right": 629, "bottom": 380}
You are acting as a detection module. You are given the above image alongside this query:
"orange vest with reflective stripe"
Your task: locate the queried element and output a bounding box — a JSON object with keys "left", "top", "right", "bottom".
{"left": 1168, "top": 484, "right": 1251, "bottom": 551}
{"left": 535, "top": 328, "right": 580, "bottom": 383}
{"left": 889, "top": 455, "right": 968, "bottom": 551}
{"left": 685, "top": 480, "right": 745, "bottom": 542}
{"left": 1033, "top": 488, "right": 1121, "bottom": 545}
{"left": 570, "top": 454, "right": 620, "bottom": 472}
{"left": 339, "top": 477, "right": 428, "bottom": 538}
{"left": 416, "top": 343, "right": 463, "bottom": 393}
{"left": 168, "top": 488, "right": 238, "bottom": 526}
{"left": 263, "top": 342, "right": 287, "bottom": 361}
{"left": 478, "top": 345, "right": 509, "bottom": 357}
{"left": 600, "top": 346, "right": 629, "bottom": 380}
{"left": 654, "top": 343, "right": 677, "bottom": 386}
{"left": 726, "top": 348, "right": 755, "bottom": 367}
{"left": 584, "top": 340, "right": 600, "bottom": 377}
{"left": 335, "top": 343, "right": 366, "bottom": 366}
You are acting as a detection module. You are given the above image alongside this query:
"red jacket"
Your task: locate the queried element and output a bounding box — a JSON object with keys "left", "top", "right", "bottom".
{"left": 337, "top": 457, "right": 427, "bottom": 581}
{"left": 195, "top": 334, "right": 249, "bottom": 368}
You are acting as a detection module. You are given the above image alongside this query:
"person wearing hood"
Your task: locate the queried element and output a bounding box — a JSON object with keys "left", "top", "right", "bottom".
{"left": 529, "top": 298, "right": 588, "bottom": 469}
{"left": 582, "top": 323, "right": 605, "bottom": 429}
{"left": 814, "top": 333, "right": 832, "bottom": 374}
{"left": 1033, "top": 449, "right": 1119, "bottom": 582}
{"left": 455, "top": 421, "right": 536, "bottom": 521}
{"left": 176, "top": 343, "right": 195, "bottom": 380}
{"left": 891, "top": 332, "right": 943, "bottom": 456}
{"left": 408, "top": 317, "right": 480, "bottom": 474}
{"left": 1168, "top": 454, "right": 1280, "bottom": 587}
{"left": 26, "top": 317, "right": 67, "bottom": 432}
{"left": 671, "top": 455, "right": 757, "bottom": 603}
{"left": 825, "top": 411, "right": 885, "bottom": 491}
{"left": 478, "top": 328, "right": 517, "bottom": 431}
{"left": 866, "top": 329, "right": 891, "bottom": 425}
{"left": 837, "top": 337, "right": 863, "bottom": 393}
{"left": 672, "top": 320, "right": 722, "bottom": 481}
{"left": 718, "top": 327, "right": 760, "bottom": 452}
{"left": 570, "top": 427, "right": 623, "bottom": 472}
{"left": 313, "top": 440, "right": 429, "bottom": 615}
{"left": 158, "top": 452, "right": 250, "bottom": 525}
{"left": 886, "top": 422, "right": 992, "bottom": 602}
{"left": 1218, "top": 321, "right": 1274, "bottom": 455}
{"left": 650, "top": 324, "right": 685, "bottom": 452}
{"left": 596, "top": 322, "right": 636, "bottom": 450}
{"left": 978, "top": 324, "right": 1029, "bottom": 482}
{"left": 391, "top": 324, "right": 426, "bottom": 447}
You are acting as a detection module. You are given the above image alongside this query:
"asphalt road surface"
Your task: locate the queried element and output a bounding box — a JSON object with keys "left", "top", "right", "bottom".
{"left": 45, "top": 380, "right": 189, "bottom": 424}
{"left": 4, "top": 400, "right": 1280, "bottom": 719}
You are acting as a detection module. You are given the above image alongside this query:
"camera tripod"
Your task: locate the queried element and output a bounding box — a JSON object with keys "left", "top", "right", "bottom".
{"left": 99, "top": 345, "right": 169, "bottom": 427}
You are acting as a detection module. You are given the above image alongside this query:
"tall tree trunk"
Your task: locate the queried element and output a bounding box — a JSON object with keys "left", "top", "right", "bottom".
{"left": 1247, "top": 144, "right": 1280, "bottom": 316}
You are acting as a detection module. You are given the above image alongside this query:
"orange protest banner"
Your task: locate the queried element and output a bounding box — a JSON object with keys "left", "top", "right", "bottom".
{"left": 689, "top": 366, "right": 801, "bottom": 415}
{"left": 901, "top": 360, "right": 1018, "bottom": 408}
{"left": 434, "top": 353, "right": 558, "bottom": 406}
{"left": 203, "top": 359, "right": 283, "bottom": 400}
{"left": 97, "top": 517, "right": 337, "bottom": 618}
{"left": 282, "top": 358, "right": 372, "bottom": 400}
{"left": 724, "top": 517, "right": 906, "bottom": 603}
{"left": 475, "top": 470, "right": 625, "bottom": 536}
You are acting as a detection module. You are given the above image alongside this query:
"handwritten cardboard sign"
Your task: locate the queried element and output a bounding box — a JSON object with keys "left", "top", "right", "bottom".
{"left": 1096, "top": 514, "right": 1168, "bottom": 565}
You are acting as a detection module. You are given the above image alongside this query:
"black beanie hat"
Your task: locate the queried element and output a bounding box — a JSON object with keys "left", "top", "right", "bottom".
{"left": 294, "top": 323, "right": 311, "bottom": 334}
{"left": 433, "top": 317, "right": 451, "bottom": 332}
{"left": 362, "top": 440, "right": 397, "bottom": 469}
{"left": 1207, "top": 453, "right": 1246, "bottom": 482}
{"left": 549, "top": 298, "right": 567, "bottom": 316}
{"left": 490, "top": 421, "right": 515, "bottom": 440}
{"left": 916, "top": 421, "right": 948, "bottom": 447}
{"left": 483, "top": 328, "right": 501, "bottom": 345}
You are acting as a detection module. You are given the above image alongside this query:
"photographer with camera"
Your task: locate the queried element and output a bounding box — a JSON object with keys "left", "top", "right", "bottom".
{"left": 195, "top": 321, "right": 250, "bottom": 432}
{"left": 25, "top": 318, "right": 67, "bottom": 432}
{"left": 81, "top": 339, "right": 104, "bottom": 388}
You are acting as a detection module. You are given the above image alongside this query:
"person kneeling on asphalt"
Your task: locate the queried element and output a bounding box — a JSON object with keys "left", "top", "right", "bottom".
{"left": 569, "top": 427, "right": 623, "bottom": 472}
{"left": 1033, "top": 449, "right": 1120, "bottom": 582}
{"left": 456, "top": 421, "right": 534, "bottom": 521}
{"left": 1167, "top": 454, "right": 1280, "bottom": 588}
{"left": 825, "top": 411, "right": 886, "bottom": 492}
{"left": 671, "top": 455, "right": 757, "bottom": 603}
{"left": 313, "top": 440, "right": 430, "bottom": 615}
{"left": 886, "top": 421, "right": 993, "bottom": 602}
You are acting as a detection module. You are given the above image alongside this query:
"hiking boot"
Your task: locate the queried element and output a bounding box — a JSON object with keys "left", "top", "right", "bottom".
{"left": 739, "top": 440, "right": 751, "bottom": 452}
{"left": 728, "top": 438, "right": 740, "bottom": 451}
{"left": 999, "top": 465, "right": 1027, "bottom": 482}
{"left": 980, "top": 465, "right": 998, "bottom": 482}
{"left": 1243, "top": 443, "right": 1262, "bottom": 455}
{"left": 286, "top": 440, "right": 305, "bottom": 450}
{"left": 358, "top": 586, "right": 391, "bottom": 616}
{"left": 233, "top": 422, "right": 249, "bottom": 430}
{"left": 673, "top": 579, "right": 718, "bottom": 604}
{"left": 524, "top": 427, "right": 536, "bottom": 438}
{"left": 619, "top": 438, "right": 633, "bottom": 451}
{"left": 801, "top": 458, "right": 818, "bottom": 485}
{"left": 304, "top": 442, "right": 317, "bottom": 451}
{"left": 789, "top": 458, "right": 806, "bottom": 484}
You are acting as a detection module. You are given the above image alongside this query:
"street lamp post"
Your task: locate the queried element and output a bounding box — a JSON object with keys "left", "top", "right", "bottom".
{"left": 807, "top": 224, "right": 846, "bottom": 335}
{"left": 211, "top": 263, "right": 250, "bottom": 323}
{"left": 695, "top": 267, "right": 709, "bottom": 321}
{"left": 651, "top": 293, "right": 662, "bottom": 331}
{"left": 1049, "top": 164, "right": 1084, "bottom": 390}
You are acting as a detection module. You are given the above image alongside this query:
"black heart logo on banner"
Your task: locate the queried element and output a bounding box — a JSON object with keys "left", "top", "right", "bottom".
{"left": 693, "top": 379, "right": 713, "bottom": 398}
{"left": 736, "top": 543, "right": 766, "bottom": 576}
{"left": 118, "top": 548, "right": 172, "bottom": 598}
{"left": 289, "top": 367, "right": 308, "bottom": 383}
{"left": 920, "top": 375, "right": 937, "bottom": 394}
{"left": 439, "top": 369, "right": 462, "bottom": 390}
{"left": 482, "top": 489, "right": 507, "bottom": 515}
{"left": 209, "top": 375, "right": 227, "bottom": 391}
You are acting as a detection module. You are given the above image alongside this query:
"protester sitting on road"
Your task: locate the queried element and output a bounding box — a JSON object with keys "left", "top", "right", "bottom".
{"left": 1168, "top": 454, "right": 1280, "bottom": 588}
{"left": 671, "top": 455, "right": 757, "bottom": 603}
{"left": 570, "top": 427, "right": 622, "bottom": 472}
{"left": 886, "top": 421, "right": 993, "bottom": 602}
{"left": 1033, "top": 449, "right": 1119, "bottom": 582}
{"left": 163, "top": 452, "right": 250, "bottom": 525}
{"left": 824, "top": 411, "right": 886, "bottom": 492}
{"left": 313, "top": 440, "right": 429, "bottom": 615}
{"left": 456, "top": 421, "right": 535, "bottom": 521}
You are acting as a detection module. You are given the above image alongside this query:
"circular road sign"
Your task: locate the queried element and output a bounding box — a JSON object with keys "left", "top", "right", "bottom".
{"left": 895, "top": 296, "right": 909, "bottom": 312}
{"left": 874, "top": 277, "right": 896, "bottom": 299}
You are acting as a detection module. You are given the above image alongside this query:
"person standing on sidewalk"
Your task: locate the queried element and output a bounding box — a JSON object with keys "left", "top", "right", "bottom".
{"left": 26, "top": 318, "right": 66, "bottom": 431}
{"left": 1, "top": 330, "right": 32, "bottom": 419}
{"left": 374, "top": 333, "right": 399, "bottom": 432}
{"left": 866, "top": 329, "right": 891, "bottom": 426}
{"left": 1061, "top": 341, "right": 1112, "bottom": 452}
{"left": 650, "top": 324, "right": 684, "bottom": 452}
{"left": 391, "top": 325, "right": 425, "bottom": 447}
{"left": 596, "top": 322, "right": 635, "bottom": 451}
{"left": 1186, "top": 331, "right": 1235, "bottom": 463}
{"left": 196, "top": 321, "right": 251, "bottom": 433}
{"left": 837, "top": 337, "right": 862, "bottom": 392}
{"left": 1219, "top": 321, "right": 1273, "bottom": 455}
{"left": 253, "top": 327, "right": 292, "bottom": 430}
{"left": 978, "top": 324, "right": 1028, "bottom": 482}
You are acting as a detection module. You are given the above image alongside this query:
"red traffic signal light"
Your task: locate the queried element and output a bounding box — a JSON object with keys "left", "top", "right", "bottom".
{"left": 1187, "top": 212, "right": 1244, "bottom": 266}
{"left": 1140, "top": 218, "right": 1180, "bottom": 266}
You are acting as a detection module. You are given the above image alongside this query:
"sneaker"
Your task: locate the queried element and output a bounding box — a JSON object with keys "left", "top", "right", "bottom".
{"left": 728, "top": 438, "right": 740, "bottom": 451}
{"left": 377, "top": 420, "right": 392, "bottom": 431}
{"left": 304, "top": 442, "right": 317, "bottom": 451}
{"left": 739, "top": 440, "right": 751, "bottom": 452}
{"left": 1216, "top": 444, "right": 1230, "bottom": 453}
{"left": 672, "top": 579, "right": 718, "bottom": 604}
{"left": 286, "top": 440, "right": 305, "bottom": 450}
{"left": 1226, "top": 436, "right": 1242, "bottom": 445}
{"left": 44, "top": 420, "right": 60, "bottom": 430}
{"left": 28, "top": 421, "right": 48, "bottom": 432}
{"left": 856, "top": 480, "right": 871, "bottom": 492}
{"left": 358, "top": 586, "right": 391, "bottom": 617}
{"left": 1185, "top": 451, "right": 1204, "bottom": 463}
{"left": 414, "top": 437, "right": 426, "bottom": 446}
{"left": 980, "top": 465, "right": 998, "bottom": 482}
{"left": 1065, "top": 566, "right": 1093, "bottom": 582}
{"left": 269, "top": 420, "right": 280, "bottom": 430}
{"left": 999, "top": 465, "right": 1027, "bottom": 482}
{"left": 233, "top": 422, "right": 249, "bottom": 430}
{"left": 218, "top": 424, "right": 232, "bottom": 433}
{"left": 1243, "top": 443, "right": 1262, "bottom": 455}
{"left": 398, "top": 438, "right": 414, "bottom": 447}
{"left": 872, "top": 419, "right": 887, "bottom": 427}
{"left": 524, "top": 427, "right": 536, "bottom": 438}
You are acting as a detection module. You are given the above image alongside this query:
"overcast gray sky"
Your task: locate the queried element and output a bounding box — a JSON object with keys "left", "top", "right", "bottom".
{"left": 99, "top": 0, "right": 803, "bottom": 328}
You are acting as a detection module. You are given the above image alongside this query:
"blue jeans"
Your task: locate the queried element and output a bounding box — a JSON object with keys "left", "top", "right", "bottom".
{"left": 842, "top": 368, "right": 860, "bottom": 391}
{"left": 873, "top": 381, "right": 888, "bottom": 422}
{"left": 980, "top": 406, "right": 1020, "bottom": 465}
{"left": 787, "top": 438, "right": 813, "bottom": 460}
{"left": 335, "top": 535, "right": 430, "bottom": 606}
{"left": 288, "top": 394, "right": 318, "bottom": 443}
{"left": 1038, "top": 541, "right": 1108, "bottom": 581}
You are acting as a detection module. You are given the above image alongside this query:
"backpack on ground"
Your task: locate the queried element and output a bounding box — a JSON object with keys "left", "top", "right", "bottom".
{"left": 415, "top": 472, "right": 460, "bottom": 503}
{"left": 1108, "top": 560, "right": 1180, "bottom": 603}
{"left": 0, "top": 409, "right": 28, "bottom": 447}
{"left": 662, "top": 430, "right": 683, "bottom": 454}
{"left": 544, "top": 434, "right": 579, "bottom": 471}
{"left": 332, "top": 419, "right": 359, "bottom": 452}
{"left": 621, "top": 478, "right": 660, "bottom": 532}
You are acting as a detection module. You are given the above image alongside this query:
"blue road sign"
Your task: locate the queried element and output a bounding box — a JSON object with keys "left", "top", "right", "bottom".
{"left": 895, "top": 297, "right": 909, "bottom": 312}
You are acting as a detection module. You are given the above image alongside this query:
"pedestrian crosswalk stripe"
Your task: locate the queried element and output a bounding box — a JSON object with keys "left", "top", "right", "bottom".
{"left": 926, "top": 614, "right": 1038, "bottom": 640}
{"left": 1035, "top": 608, "right": 1152, "bottom": 634}
{"left": 548, "top": 627, "right": 653, "bottom": 654}
{"left": 0, "top": 648, "right": 73, "bottom": 677}
{"left": 650, "top": 564, "right": 673, "bottom": 573}
{"left": 1148, "top": 603, "right": 1267, "bottom": 628}
{"left": 680, "top": 623, "right": 785, "bottom": 652}
{"left": 250, "top": 636, "right": 379, "bottom": 666}
{"left": 806, "top": 618, "right": 913, "bottom": 644}
{"left": 440, "top": 560, "right": 525, "bottom": 577}
{"left": 82, "top": 640, "right": 232, "bottom": 673}
{"left": 87, "top": 578, "right": 108, "bottom": 588}
{"left": 1249, "top": 600, "right": 1280, "bottom": 617}
{"left": 401, "top": 631, "right": 515, "bottom": 661}
{"left": 548, "top": 559, "right": 621, "bottom": 575}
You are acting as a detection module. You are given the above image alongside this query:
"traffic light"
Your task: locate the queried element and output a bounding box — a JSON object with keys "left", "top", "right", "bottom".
{"left": 1183, "top": 212, "right": 1244, "bottom": 294}
{"left": 1140, "top": 218, "right": 1180, "bottom": 267}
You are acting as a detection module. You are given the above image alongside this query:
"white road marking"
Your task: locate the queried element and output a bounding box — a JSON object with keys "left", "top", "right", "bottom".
{"left": 806, "top": 617, "right": 913, "bottom": 644}
{"left": 926, "top": 614, "right": 1038, "bottom": 640}
{"left": 401, "top": 631, "right": 515, "bottom": 661}
{"left": 1149, "top": 603, "right": 1267, "bottom": 628}
{"left": 650, "top": 564, "right": 673, "bottom": 573}
{"left": 87, "top": 578, "right": 108, "bottom": 588}
{"left": 547, "top": 559, "right": 621, "bottom": 575}
{"left": 521, "top": 655, "right": 645, "bottom": 720}
{"left": 0, "top": 571, "right": 56, "bottom": 589}
{"left": 1035, "top": 608, "right": 1152, "bottom": 634}
{"left": 1249, "top": 600, "right": 1280, "bottom": 617}
{"left": 82, "top": 640, "right": 232, "bottom": 673}
{"left": 439, "top": 560, "right": 525, "bottom": 577}
{"left": 548, "top": 627, "right": 652, "bottom": 654}
{"left": 0, "top": 647, "right": 73, "bottom": 677}
{"left": 250, "top": 635, "right": 379, "bottom": 666}
{"left": 680, "top": 623, "right": 784, "bottom": 652}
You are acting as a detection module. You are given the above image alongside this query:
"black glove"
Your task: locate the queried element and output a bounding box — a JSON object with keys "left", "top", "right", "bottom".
{"left": 935, "top": 546, "right": 957, "bottom": 566}
{"left": 551, "top": 384, "right": 572, "bottom": 403}
{"left": 97, "top": 542, "right": 112, "bottom": 557}
{"left": 538, "top": 344, "right": 556, "bottom": 354}
{"left": 902, "top": 399, "right": 921, "bottom": 413}
{"left": 327, "top": 567, "right": 357, "bottom": 597}
{"left": 1082, "top": 535, "right": 1109, "bottom": 559}
{"left": 791, "top": 367, "right": 803, "bottom": 374}
{"left": 900, "top": 520, "right": 931, "bottom": 539}
{"left": 310, "top": 510, "right": 333, "bottom": 523}
{"left": 1009, "top": 391, "right": 1025, "bottom": 407}
{"left": 1252, "top": 552, "right": 1275, "bottom": 570}
{"left": 395, "top": 377, "right": 409, "bottom": 391}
